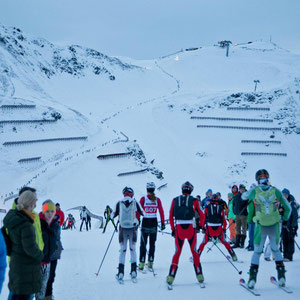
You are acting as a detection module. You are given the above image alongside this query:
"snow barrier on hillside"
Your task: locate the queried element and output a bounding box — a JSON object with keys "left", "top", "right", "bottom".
{"left": 117, "top": 168, "right": 148, "bottom": 176}
{"left": 241, "top": 152, "right": 287, "bottom": 157}
{"left": 18, "top": 157, "right": 42, "bottom": 163}
{"left": 227, "top": 107, "right": 270, "bottom": 111}
{"left": 241, "top": 140, "right": 281, "bottom": 144}
{"left": 97, "top": 152, "right": 130, "bottom": 159}
{"left": 3, "top": 136, "right": 88, "bottom": 146}
{"left": 157, "top": 183, "right": 168, "bottom": 190}
{"left": 191, "top": 116, "right": 273, "bottom": 123}
{"left": 0, "top": 119, "right": 56, "bottom": 125}
{"left": 197, "top": 125, "right": 281, "bottom": 131}
{"left": 1, "top": 104, "right": 36, "bottom": 109}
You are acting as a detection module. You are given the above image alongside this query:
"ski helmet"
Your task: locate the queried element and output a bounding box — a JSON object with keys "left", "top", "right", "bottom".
{"left": 146, "top": 182, "right": 156, "bottom": 192}
{"left": 255, "top": 169, "right": 269, "bottom": 182}
{"left": 181, "top": 181, "right": 194, "bottom": 194}
{"left": 122, "top": 186, "right": 134, "bottom": 196}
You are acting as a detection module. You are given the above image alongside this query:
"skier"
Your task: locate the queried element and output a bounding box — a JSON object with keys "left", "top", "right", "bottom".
{"left": 166, "top": 181, "right": 204, "bottom": 287}
{"left": 65, "top": 214, "right": 75, "bottom": 230}
{"left": 244, "top": 169, "right": 291, "bottom": 289}
{"left": 113, "top": 187, "right": 144, "bottom": 282}
{"left": 103, "top": 205, "right": 118, "bottom": 233}
{"left": 198, "top": 194, "right": 237, "bottom": 261}
{"left": 80, "top": 206, "right": 89, "bottom": 231}
{"left": 281, "top": 188, "right": 298, "bottom": 262}
{"left": 137, "top": 182, "right": 165, "bottom": 271}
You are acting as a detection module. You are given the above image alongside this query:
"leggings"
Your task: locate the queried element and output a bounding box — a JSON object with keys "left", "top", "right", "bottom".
{"left": 119, "top": 227, "right": 137, "bottom": 264}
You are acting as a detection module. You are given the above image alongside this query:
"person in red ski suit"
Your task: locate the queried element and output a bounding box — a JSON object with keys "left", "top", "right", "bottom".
{"left": 198, "top": 194, "right": 237, "bottom": 261}
{"left": 167, "top": 181, "right": 204, "bottom": 286}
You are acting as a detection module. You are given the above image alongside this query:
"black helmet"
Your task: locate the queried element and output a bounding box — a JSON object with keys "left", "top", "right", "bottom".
{"left": 122, "top": 186, "right": 134, "bottom": 196}
{"left": 255, "top": 169, "right": 269, "bottom": 182}
{"left": 181, "top": 181, "right": 194, "bottom": 194}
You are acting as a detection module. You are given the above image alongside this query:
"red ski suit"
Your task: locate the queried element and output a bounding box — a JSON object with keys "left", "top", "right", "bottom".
{"left": 169, "top": 193, "right": 204, "bottom": 277}
{"left": 198, "top": 200, "right": 231, "bottom": 253}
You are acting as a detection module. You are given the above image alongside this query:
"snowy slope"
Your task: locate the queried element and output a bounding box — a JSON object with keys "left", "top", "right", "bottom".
{"left": 1, "top": 24, "right": 300, "bottom": 300}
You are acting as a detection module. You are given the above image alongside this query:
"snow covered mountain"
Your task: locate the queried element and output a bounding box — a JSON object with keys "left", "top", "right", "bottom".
{"left": 1, "top": 23, "right": 300, "bottom": 300}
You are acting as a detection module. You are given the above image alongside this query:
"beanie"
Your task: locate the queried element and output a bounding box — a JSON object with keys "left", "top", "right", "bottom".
{"left": 282, "top": 188, "right": 290, "bottom": 196}
{"left": 42, "top": 201, "right": 56, "bottom": 213}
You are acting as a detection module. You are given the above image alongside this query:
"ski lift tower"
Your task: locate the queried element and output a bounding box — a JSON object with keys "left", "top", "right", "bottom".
{"left": 254, "top": 80, "right": 260, "bottom": 92}
{"left": 218, "top": 40, "right": 232, "bottom": 57}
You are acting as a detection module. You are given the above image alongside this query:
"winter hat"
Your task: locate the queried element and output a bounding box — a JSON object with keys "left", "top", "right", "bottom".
{"left": 42, "top": 200, "right": 55, "bottom": 213}
{"left": 17, "top": 190, "right": 37, "bottom": 211}
{"left": 282, "top": 188, "right": 290, "bottom": 196}
{"left": 228, "top": 192, "right": 233, "bottom": 197}
{"left": 206, "top": 189, "right": 212, "bottom": 194}
{"left": 239, "top": 184, "right": 246, "bottom": 190}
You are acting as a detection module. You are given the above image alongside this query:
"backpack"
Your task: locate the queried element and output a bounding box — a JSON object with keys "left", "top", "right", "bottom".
{"left": 1, "top": 226, "right": 12, "bottom": 256}
{"left": 254, "top": 186, "right": 280, "bottom": 226}
{"left": 206, "top": 202, "right": 223, "bottom": 226}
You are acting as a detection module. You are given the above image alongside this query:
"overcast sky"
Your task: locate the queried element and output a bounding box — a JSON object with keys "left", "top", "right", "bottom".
{"left": 0, "top": 0, "right": 299, "bottom": 59}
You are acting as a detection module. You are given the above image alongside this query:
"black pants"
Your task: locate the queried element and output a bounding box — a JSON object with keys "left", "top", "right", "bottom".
{"left": 282, "top": 228, "right": 295, "bottom": 260}
{"left": 139, "top": 227, "right": 157, "bottom": 263}
{"left": 80, "top": 218, "right": 88, "bottom": 231}
{"left": 46, "top": 259, "right": 58, "bottom": 296}
{"left": 11, "top": 295, "right": 31, "bottom": 300}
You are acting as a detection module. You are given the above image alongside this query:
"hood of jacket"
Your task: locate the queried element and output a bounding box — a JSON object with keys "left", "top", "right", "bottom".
{"left": 3, "top": 209, "right": 34, "bottom": 230}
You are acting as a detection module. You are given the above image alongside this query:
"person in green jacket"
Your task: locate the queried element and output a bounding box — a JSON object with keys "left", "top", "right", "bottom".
{"left": 227, "top": 192, "right": 236, "bottom": 244}
{"left": 243, "top": 169, "right": 291, "bottom": 289}
{"left": 12, "top": 187, "right": 44, "bottom": 252}
{"left": 3, "top": 190, "right": 44, "bottom": 299}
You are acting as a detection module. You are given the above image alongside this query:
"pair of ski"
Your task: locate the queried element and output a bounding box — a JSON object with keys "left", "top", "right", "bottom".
{"left": 138, "top": 264, "right": 157, "bottom": 276}
{"left": 167, "top": 280, "right": 205, "bottom": 290}
{"left": 239, "top": 277, "right": 293, "bottom": 296}
{"left": 116, "top": 275, "right": 137, "bottom": 284}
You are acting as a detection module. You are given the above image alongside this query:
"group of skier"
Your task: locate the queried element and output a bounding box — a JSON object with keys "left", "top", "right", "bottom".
{"left": 103, "top": 169, "right": 297, "bottom": 291}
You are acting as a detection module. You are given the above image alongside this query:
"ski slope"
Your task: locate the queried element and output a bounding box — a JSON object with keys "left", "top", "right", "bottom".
{"left": 1, "top": 24, "right": 300, "bottom": 299}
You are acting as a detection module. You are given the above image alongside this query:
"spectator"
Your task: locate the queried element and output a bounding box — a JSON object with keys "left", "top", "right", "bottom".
{"left": 281, "top": 188, "right": 298, "bottom": 262}
{"left": 87, "top": 214, "right": 92, "bottom": 230}
{"left": 201, "top": 189, "right": 212, "bottom": 209}
{"left": 0, "top": 229, "right": 7, "bottom": 294}
{"left": 227, "top": 192, "right": 236, "bottom": 244}
{"left": 3, "top": 191, "right": 43, "bottom": 299}
{"left": 232, "top": 184, "right": 248, "bottom": 248}
{"left": 55, "top": 203, "right": 65, "bottom": 228}
{"left": 36, "top": 200, "right": 59, "bottom": 300}
{"left": 45, "top": 213, "right": 63, "bottom": 300}
{"left": 216, "top": 192, "right": 228, "bottom": 216}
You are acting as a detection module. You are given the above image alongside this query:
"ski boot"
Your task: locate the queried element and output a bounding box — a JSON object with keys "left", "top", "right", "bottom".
{"left": 276, "top": 262, "right": 286, "bottom": 287}
{"left": 116, "top": 263, "right": 124, "bottom": 281}
{"left": 167, "top": 264, "right": 178, "bottom": 286}
{"left": 138, "top": 262, "right": 145, "bottom": 271}
{"left": 196, "top": 273, "right": 204, "bottom": 283}
{"left": 247, "top": 264, "right": 258, "bottom": 289}
{"left": 148, "top": 261, "right": 153, "bottom": 270}
{"left": 229, "top": 248, "right": 238, "bottom": 262}
{"left": 130, "top": 262, "right": 137, "bottom": 282}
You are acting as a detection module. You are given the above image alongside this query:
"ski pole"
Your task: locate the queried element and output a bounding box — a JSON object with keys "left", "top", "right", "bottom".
{"left": 213, "top": 241, "right": 242, "bottom": 274}
{"left": 158, "top": 230, "right": 172, "bottom": 235}
{"left": 95, "top": 220, "right": 119, "bottom": 276}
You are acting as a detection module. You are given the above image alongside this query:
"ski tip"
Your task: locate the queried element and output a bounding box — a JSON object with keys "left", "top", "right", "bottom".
{"left": 240, "top": 278, "right": 245, "bottom": 284}
{"left": 270, "top": 276, "right": 276, "bottom": 282}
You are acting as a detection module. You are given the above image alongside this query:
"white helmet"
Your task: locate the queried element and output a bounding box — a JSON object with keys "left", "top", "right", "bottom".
{"left": 146, "top": 182, "right": 156, "bottom": 191}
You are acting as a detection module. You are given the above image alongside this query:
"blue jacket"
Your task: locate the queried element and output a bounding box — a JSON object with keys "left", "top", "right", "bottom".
{"left": 0, "top": 230, "right": 7, "bottom": 293}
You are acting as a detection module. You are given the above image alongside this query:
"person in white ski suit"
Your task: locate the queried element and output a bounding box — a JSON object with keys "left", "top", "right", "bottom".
{"left": 113, "top": 187, "right": 144, "bottom": 281}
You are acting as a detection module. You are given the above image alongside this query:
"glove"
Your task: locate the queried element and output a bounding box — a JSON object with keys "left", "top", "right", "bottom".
{"left": 233, "top": 220, "right": 235, "bottom": 223}
{"left": 161, "top": 223, "right": 166, "bottom": 231}
{"left": 171, "top": 230, "right": 175, "bottom": 237}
